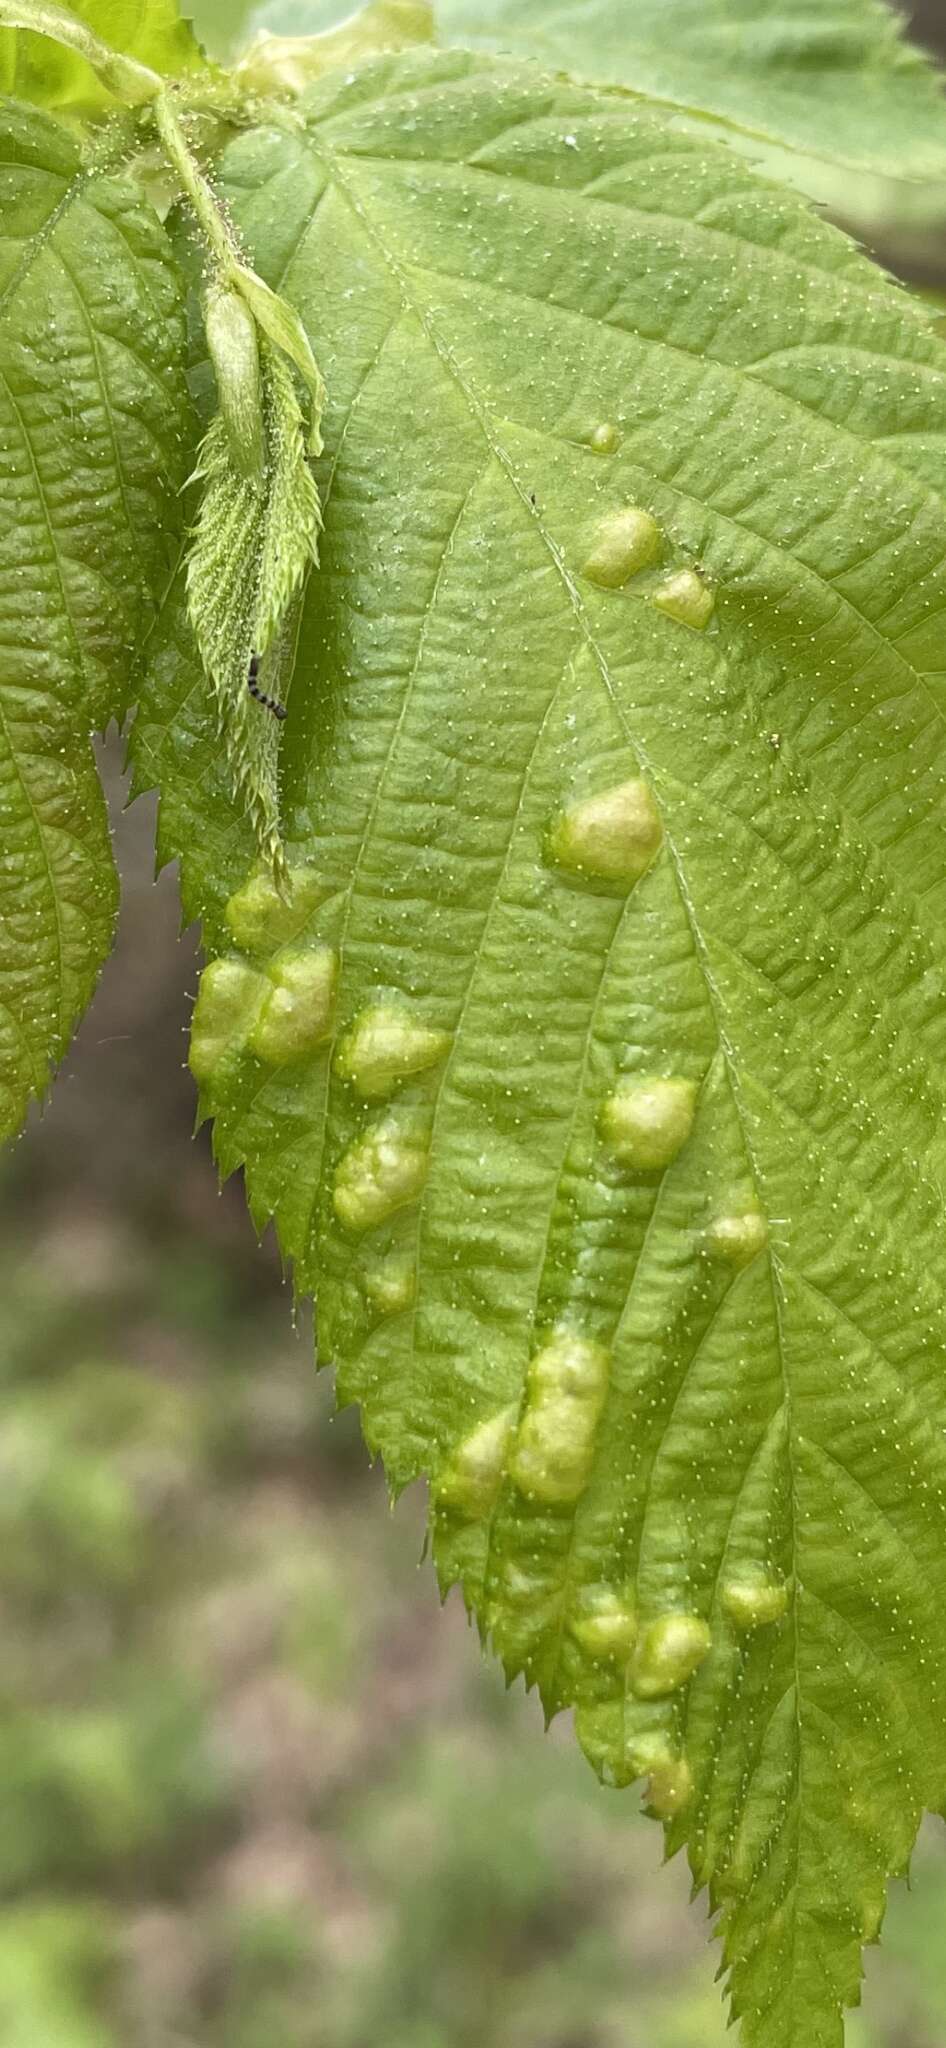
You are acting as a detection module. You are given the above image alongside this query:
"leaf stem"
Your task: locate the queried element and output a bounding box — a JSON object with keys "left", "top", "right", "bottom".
{"left": 149, "top": 91, "right": 239, "bottom": 276}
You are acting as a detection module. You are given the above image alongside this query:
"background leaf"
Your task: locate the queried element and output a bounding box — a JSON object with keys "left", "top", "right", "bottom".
{"left": 131, "top": 47, "right": 946, "bottom": 2047}
{"left": 437, "top": 0, "right": 946, "bottom": 186}
{"left": 0, "top": 98, "right": 191, "bottom": 1137}
{"left": 0, "top": 1, "right": 207, "bottom": 112}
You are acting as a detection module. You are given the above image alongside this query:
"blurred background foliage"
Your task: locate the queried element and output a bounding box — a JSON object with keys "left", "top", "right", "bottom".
{"left": 4, "top": 1, "right": 946, "bottom": 2042}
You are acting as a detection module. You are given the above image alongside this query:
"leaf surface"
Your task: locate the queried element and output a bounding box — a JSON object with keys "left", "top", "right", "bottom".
{"left": 0, "top": 98, "right": 191, "bottom": 1136}
{"left": 131, "top": 51, "right": 946, "bottom": 2046}
{"left": 0, "top": 0, "right": 207, "bottom": 111}
{"left": 437, "top": 0, "right": 946, "bottom": 185}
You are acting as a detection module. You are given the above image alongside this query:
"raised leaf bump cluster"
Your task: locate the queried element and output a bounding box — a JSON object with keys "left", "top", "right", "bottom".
{"left": 4, "top": 7, "right": 946, "bottom": 2048}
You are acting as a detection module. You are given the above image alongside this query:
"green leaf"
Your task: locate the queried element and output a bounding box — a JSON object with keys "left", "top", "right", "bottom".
{"left": 131, "top": 50, "right": 946, "bottom": 2045}
{"left": 186, "top": 332, "right": 322, "bottom": 874}
{"left": 235, "top": 0, "right": 434, "bottom": 95}
{"left": 0, "top": 97, "right": 191, "bottom": 1138}
{"left": 437, "top": 0, "right": 946, "bottom": 186}
{"left": 0, "top": 0, "right": 207, "bottom": 113}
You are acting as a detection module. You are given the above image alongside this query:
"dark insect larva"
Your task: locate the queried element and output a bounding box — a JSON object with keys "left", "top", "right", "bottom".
{"left": 247, "top": 653, "right": 287, "bottom": 721}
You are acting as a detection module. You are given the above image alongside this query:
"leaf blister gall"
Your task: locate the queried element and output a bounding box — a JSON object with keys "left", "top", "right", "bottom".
{"left": 364, "top": 1255, "right": 416, "bottom": 1319}
{"left": 246, "top": 947, "right": 338, "bottom": 1066}
{"left": 581, "top": 504, "right": 662, "bottom": 587}
{"left": 333, "top": 1113, "right": 430, "bottom": 1232}
{"left": 335, "top": 1000, "right": 451, "bottom": 1100}
{"left": 652, "top": 566, "right": 716, "bottom": 631}
{"left": 630, "top": 1613, "right": 712, "bottom": 1698}
{"left": 509, "top": 1333, "right": 611, "bottom": 1505}
{"left": 706, "top": 1208, "right": 769, "bottom": 1266}
{"left": 189, "top": 957, "right": 267, "bottom": 1088}
{"left": 436, "top": 1404, "right": 519, "bottom": 1517}
{"left": 546, "top": 777, "right": 663, "bottom": 889}
{"left": 600, "top": 1074, "right": 698, "bottom": 1172}
{"left": 569, "top": 1584, "right": 639, "bottom": 1661}
{"left": 721, "top": 1576, "right": 789, "bottom": 1630}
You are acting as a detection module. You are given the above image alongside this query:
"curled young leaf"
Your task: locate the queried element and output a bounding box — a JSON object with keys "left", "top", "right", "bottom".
{"left": 186, "top": 336, "right": 322, "bottom": 875}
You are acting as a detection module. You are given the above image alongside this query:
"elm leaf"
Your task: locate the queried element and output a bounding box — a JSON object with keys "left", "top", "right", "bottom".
{"left": 438, "top": 0, "right": 946, "bottom": 187}
{"left": 132, "top": 51, "right": 946, "bottom": 2047}
{"left": 0, "top": 97, "right": 191, "bottom": 1135}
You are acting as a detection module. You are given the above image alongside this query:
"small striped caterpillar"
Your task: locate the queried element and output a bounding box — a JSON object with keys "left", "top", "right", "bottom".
{"left": 247, "top": 652, "right": 287, "bottom": 721}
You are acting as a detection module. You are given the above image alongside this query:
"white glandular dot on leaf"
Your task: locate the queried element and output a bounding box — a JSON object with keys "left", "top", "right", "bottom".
{"left": 247, "top": 947, "right": 338, "bottom": 1065}
{"left": 435, "top": 1403, "right": 519, "bottom": 1517}
{"left": 333, "top": 1114, "right": 429, "bottom": 1232}
{"left": 630, "top": 1612, "right": 712, "bottom": 1699}
{"left": 652, "top": 565, "right": 715, "bottom": 630}
{"left": 599, "top": 1074, "right": 697, "bottom": 1172}
{"left": 546, "top": 778, "right": 663, "bottom": 889}
{"left": 581, "top": 504, "right": 662, "bottom": 587}
{"left": 335, "top": 1000, "right": 450, "bottom": 1100}
{"left": 509, "top": 1332, "right": 610, "bottom": 1504}
{"left": 189, "top": 957, "right": 267, "bottom": 1086}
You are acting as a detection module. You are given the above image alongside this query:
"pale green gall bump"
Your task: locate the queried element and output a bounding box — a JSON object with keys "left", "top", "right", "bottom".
{"left": 335, "top": 1001, "right": 450, "bottom": 1101}
{"left": 509, "top": 1332, "right": 610, "bottom": 1505}
{"left": 570, "top": 1585, "right": 638, "bottom": 1660}
{"left": 652, "top": 566, "right": 715, "bottom": 630}
{"left": 364, "top": 1256, "right": 416, "bottom": 1318}
{"left": 224, "top": 864, "right": 328, "bottom": 955}
{"left": 247, "top": 947, "right": 338, "bottom": 1066}
{"left": 435, "top": 1404, "right": 518, "bottom": 1518}
{"left": 333, "top": 1115, "right": 429, "bottom": 1232}
{"left": 189, "top": 957, "right": 266, "bottom": 1087}
{"left": 707, "top": 1209, "right": 769, "bottom": 1266}
{"left": 582, "top": 505, "right": 662, "bottom": 588}
{"left": 630, "top": 1613, "right": 712, "bottom": 1698}
{"left": 721, "top": 1576, "right": 789, "bottom": 1630}
{"left": 600, "top": 1075, "right": 697, "bottom": 1172}
{"left": 203, "top": 284, "right": 266, "bottom": 485}
{"left": 547, "top": 778, "right": 662, "bottom": 889}
{"left": 589, "top": 422, "right": 619, "bottom": 454}
{"left": 644, "top": 1753, "right": 694, "bottom": 1821}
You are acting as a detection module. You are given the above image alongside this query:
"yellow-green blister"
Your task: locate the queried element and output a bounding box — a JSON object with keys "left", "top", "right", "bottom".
{"left": 547, "top": 778, "right": 662, "bottom": 890}
{"left": 364, "top": 1255, "right": 416, "bottom": 1319}
{"left": 582, "top": 505, "right": 662, "bottom": 588}
{"left": 570, "top": 1584, "right": 638, "bottom": 1661}
{"left": 436, "top": 1404, "right": 519, "bottom": 1518}
{"left": 509, "top": 1332, "right": 610, "bottom": 1505}
{"left": 224, "top": 864, "right": 329, "bottom": 955}
{"left": 189, "top": 956, "right": 266, "bottom": 1087}
{"left": 335, "top": 1001, "right": 450, "bottom": 1101}
{"left": 707, "top": 1208, "right": 769, "bottom": 1266}
{"left": 600, "top": 1075, "right": 697, "bottom": 1172}
{"left": 721, "top": 1576, "right": 789, "bottom": 1629}
{"left": 652, "top": 566, "right": 715, "bottom": 630}
{"left": 334, "top": 1114, "right": 429, "bottom": 1232}
{"left": 248, "top": 947, "right": 338, "bottom": 1066}
{"left": 630, "top": 1613, "right": 711, "bottom": 1699}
